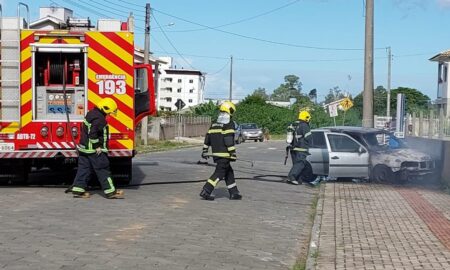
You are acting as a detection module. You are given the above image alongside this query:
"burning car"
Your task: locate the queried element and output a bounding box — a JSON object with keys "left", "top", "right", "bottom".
{"left": 306, "top": 126, "right": 435, "bottom": 183}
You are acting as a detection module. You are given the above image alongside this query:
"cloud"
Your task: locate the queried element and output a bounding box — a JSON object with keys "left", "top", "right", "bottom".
{"left": 437, "top": 0, "right": 450, "bottom": 8}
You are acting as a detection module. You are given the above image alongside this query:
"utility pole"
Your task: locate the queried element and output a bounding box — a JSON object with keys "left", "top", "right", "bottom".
{"left": 362, "top": 0, "right": 374, "bottom": 128}
{"left": 229, "top": 55, "right": 233, "bottom": 101}
{"left": 141, "top": 3, "right": 150, "bottom": 145}
{"left": 386, "top": 46, "right": 392, "bottom": 118}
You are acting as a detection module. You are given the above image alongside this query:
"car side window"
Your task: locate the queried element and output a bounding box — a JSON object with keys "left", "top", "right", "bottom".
{"left": 327, "top": 134, "right": 361, "bottom": 152}
{"left": 310, "top": 132, "right": 327, "bottom": 149}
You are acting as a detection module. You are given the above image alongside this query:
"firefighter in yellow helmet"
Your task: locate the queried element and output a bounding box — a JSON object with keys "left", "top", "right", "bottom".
{"left": 199, "top": 101, "right": 242, "bottom": 200}
{"left": 286, "top": 110, "right": 311, "bottom": 185}
{"left": 67, "top": 97, "right": 124, "bottom": 199}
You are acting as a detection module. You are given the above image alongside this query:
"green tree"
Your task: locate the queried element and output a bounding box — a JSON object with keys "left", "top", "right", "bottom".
{"left": 250, "top": 87, "right": 269, "bottom": 100}
{"left": 324, "top": 86, "right": 345, "bottom": 104}
{"left": 308, "top": 89, "right": 317, "bottom": 104}
{"left": 353, "top": 85, "right": 387, "bottom": 117}
{"left": 191, "top": 100, "right": 219, "bottom": 119}
{"left": 270, "top": 75, "right": 303, "bottom": 101}
{"left": 391, "top": 87, "right": 430, "bottom": 114}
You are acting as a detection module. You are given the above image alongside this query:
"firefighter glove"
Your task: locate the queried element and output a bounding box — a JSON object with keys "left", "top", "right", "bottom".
{"left": 201, "top": 150, "right": 209, "bottom": 159}
{"left": 230, "top": 152, "right": 237, "bottom": 161}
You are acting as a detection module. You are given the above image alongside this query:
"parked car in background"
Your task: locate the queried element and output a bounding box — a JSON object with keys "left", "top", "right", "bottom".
{"left": 306, "top": 126, "right": 435, "bottom": 183}
{"left": 240, "top": 123, "right": 264, "bottom": 142}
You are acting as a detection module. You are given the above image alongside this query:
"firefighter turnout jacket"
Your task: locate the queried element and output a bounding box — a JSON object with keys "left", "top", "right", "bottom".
{"left": 203, "top": 120, "right": 236, "bottom": 160}
{"left": 78, "top": 107, "right": 110, "bottom": 154}
{"left": 291, "top": 120, "right": 311, "bottom": 154}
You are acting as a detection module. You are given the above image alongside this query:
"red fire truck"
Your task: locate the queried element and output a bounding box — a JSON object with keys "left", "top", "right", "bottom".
{"left": 0, "top": 3, "right": 156, "bottom": 184}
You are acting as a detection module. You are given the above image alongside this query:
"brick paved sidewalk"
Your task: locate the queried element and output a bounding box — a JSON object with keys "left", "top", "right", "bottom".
{"left": 311, "top": 182, "right": 450, "bottom": 270}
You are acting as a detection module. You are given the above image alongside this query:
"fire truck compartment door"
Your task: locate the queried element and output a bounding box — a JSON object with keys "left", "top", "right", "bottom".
{"left": 134, "top": 65, "right": 154, "bottom": 123}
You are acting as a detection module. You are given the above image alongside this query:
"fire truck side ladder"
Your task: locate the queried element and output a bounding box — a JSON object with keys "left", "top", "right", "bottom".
{"left": 0, "top": 3, "right": 29, "bottom": 125}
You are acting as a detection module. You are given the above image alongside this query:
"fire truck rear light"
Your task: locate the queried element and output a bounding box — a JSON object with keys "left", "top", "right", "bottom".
{"left": 40, "top": 126, "right": 49, "bottom": 137}
{"left": 56, "top": 126, "right": 64, "bottom": 137}
{"left": 71, "top": 127, "right": 79, "bottom": 137}
{"left": 110, "top": 133, "right": 129, "bottom": 140}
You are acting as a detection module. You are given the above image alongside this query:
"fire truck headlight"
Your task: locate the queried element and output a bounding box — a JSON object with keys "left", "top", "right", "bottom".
{"left": 56, "top": 126, "right": 65, "bottom": 137}
{"left": 40, "top": 126, "right": 49, "bottom": 137}
{"left": 71, "top": 127, "right": 79, "bottom": 137}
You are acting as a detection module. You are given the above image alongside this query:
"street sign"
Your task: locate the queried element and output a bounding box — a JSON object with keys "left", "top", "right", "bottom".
{"left": 340, "top": 97, "right": 353, "bottom": 111}
{"left": 175, "top": 99, "right": 186, "bottom": 111}
{"left": 328, "top": 103, "right": 338, "bottom": 117}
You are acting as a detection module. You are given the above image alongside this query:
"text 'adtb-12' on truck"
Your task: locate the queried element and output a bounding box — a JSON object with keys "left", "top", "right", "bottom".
{"left": 0, "top": 3, "right": 156, "bottom": 184}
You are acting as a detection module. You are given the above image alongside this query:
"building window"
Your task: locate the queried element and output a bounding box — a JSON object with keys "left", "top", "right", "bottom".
{"left": 166, "top": 97, "right": 172, "bottom": 102}
{"left": 189, "top": 79, "right": 194, "bottom": 83}
{"left": 166, "top": 87, "right": 172, "bottom": 92}
{"left": 444, "top": 65, "right": 448, "bottom": 83}
{"left": 189, "top": 89, "right": 194, "bottom": 93}
{"left": 188, "top": 99, "right": 193, "bottom": 103}
{"left": 177, "top": 88, "right": 182, "bottom": 93}
{"left": 178, "top": 79, "right": 182, "bottom": 83}
{"left": 164, "top": 77, "right": 173, "bottom": 82}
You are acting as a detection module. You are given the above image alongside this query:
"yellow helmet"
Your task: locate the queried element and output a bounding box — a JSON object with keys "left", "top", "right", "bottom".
{"left": 298, "top": 111, "right": 311, "bottom": 122}
{"left": 219, "top": 101, "right": 236, "bottom": 115}
{"left": 97, "top": 97, "right": 118, "bottom": 115}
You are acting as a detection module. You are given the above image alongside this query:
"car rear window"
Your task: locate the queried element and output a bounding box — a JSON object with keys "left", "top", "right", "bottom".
{"left": 241, "top": 124, "right": 257, "bottom": 129}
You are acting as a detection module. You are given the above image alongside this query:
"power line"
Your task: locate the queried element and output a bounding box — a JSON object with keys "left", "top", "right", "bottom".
{"left": 152, "top": 8, "right": 386, "bottom": 51}
{"left": 152, "top": 13, "right": 197, "bottom": 70}
{"left": 206, "top": 60, "right": 230, "bottom": 76}
{"left": 168, "top": 0, "right": 301, "bottom": 33}
{"left": 68, "top": 0, "right": 145, "bottom": 19}
{"left": 100, "top": 0, "right": 146, "bottom": 15}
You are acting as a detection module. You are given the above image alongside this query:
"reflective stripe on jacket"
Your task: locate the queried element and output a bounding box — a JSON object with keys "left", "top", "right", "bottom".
{"left": 291, "top": 120, "right": 311, "bottom": 153}
{"left": 203, "top": 120, "right": 235, "bottom": 158}
{"left": 78, "top": 107, "right": 109, "bottom": 154}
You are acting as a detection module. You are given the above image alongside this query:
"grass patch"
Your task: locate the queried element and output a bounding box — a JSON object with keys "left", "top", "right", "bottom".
{"left": 292, "top": 258, "right": 306, "bottom": 270}
{"left": 309, "top": 193, "right": 319, "bottom": 223}
{"left": 136, "top": 139, "right": 200, "bottom": 154}
{"left": 268, "top": 134, "right": 285, "bottom": 140}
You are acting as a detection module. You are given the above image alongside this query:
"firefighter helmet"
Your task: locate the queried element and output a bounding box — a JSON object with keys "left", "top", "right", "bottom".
{"left": 298, "top": 111, "right": 311, "bottom": 122}
{"left": 219, "top": 101, "right": 236, "bottom": 115}
{"left": 97, "top": 97, "right": 118, "bottom": 115}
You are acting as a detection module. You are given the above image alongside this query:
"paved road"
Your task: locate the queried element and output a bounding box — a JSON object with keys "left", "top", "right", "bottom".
{"left": 0, "top": 141, "right": 318, "bottom": 270}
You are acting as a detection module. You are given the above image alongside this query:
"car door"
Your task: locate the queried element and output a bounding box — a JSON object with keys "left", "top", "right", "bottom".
{"left": 325, "top": 132, "right": 369, "bottom": 178}
{"left": 307, "top": 131, "right": 329, "bottom": 176}
{"left": 134, "top": 64, "right": 156, "bottom": 123}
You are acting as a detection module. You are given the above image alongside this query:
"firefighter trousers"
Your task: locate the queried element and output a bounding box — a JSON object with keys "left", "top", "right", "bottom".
{"left": 202, "top": 158, "right": 239, "bottom": 196}
{"left": 288, "top": 151, "right": 308, "bottom": 182}
{"left": 72, "top": 152, "right": 116, "bottom": 195}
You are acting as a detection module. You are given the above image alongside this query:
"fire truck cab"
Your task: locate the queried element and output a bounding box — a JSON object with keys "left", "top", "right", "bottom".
{"left": 0, "top": 3, "right": 156, "bottom": 184}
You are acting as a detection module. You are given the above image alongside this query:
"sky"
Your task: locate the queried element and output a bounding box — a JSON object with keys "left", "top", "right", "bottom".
{"left": 2, "top": 0, "right": 450, "bottom": 102}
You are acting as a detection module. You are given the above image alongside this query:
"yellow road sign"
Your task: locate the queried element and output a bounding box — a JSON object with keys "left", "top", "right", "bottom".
{"left": 340, "top": 98, "right": 353, "bottom": 111}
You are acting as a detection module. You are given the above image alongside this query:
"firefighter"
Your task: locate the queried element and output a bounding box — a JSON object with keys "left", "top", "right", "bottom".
{"left": 287, "top": 111, "right": 312, "bottom": 185}
{"left": 68, "top": 97, "right": 124, "bottom": 199}
{"left": 199, "top": 101, "right": 242, "bottom": 201}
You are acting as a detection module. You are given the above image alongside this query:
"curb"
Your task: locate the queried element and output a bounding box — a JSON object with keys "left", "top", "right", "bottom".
{"left": 305, "top": 183, "right": 325, "bottom": 270}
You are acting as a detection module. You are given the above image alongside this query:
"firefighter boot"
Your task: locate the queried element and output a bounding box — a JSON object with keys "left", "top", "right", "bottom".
{"left": 229, "top": 193, "right": 242, "bottom": 200}
{"left": 106, "top": 190, "right": 124, "bottom": 199}
{"left": 199, "top": 189, "right": 215, "bottom": 201}
{"left": 73, "top": 192, "right": 91, "bottom": 198}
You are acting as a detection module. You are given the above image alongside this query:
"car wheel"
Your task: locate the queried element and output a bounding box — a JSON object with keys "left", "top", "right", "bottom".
{"left": 371, "top": 165, "right": 394, "bottom": 183}
{"left": 241, "top": 137, "right": 246, "bottom": 143}
{"left": 236, "top": 136, "right": 241, "bottom": 144}
{"left": 259, "top": 137, "right": 264, "bottom": 142}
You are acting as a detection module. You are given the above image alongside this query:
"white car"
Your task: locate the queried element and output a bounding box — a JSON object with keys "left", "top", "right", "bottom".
{"left": 306, "top": 127, "right": 435, "bottom": 183}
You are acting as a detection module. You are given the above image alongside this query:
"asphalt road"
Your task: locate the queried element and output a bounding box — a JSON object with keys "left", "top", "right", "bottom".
{"left": 0, "top": 141, "right": 318, "bottom": 270}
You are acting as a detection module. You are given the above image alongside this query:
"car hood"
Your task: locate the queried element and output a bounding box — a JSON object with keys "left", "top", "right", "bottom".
{"left": 372, "top": 148, "right": 432, "bottom": 162}
{"left": 241, "top": 129, "right": 261, "bottom": 133}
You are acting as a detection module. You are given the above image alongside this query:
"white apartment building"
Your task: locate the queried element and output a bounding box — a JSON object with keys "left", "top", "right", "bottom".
{"left": 430, "top": 50, "right": 450, "bottom": 116}
{"left": 157, "top": 57, "right": 205, "bottom": 111}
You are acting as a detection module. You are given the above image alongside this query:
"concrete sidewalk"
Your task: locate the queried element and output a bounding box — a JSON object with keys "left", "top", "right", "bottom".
{"left": 309, "top": 182, "right": 450, "bottom": 270}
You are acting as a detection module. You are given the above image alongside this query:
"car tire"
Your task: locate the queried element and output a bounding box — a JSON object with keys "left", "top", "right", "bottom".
{"left": 371, "top": 164, "right": 394, "bottom": 183}
{"left": 236, "top": 136, "right": 242, "bottom": 145}
{"left": 241, "top": 137, "right": 246, "bottom": 143}
{"left": 259, "top": 137, "right": 264, "bottom": 142}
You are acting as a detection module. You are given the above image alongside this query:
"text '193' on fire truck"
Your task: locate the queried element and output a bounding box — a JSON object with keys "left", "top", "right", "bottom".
{"left": 0, "top": 3, "right": 156, "bottom": 184}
